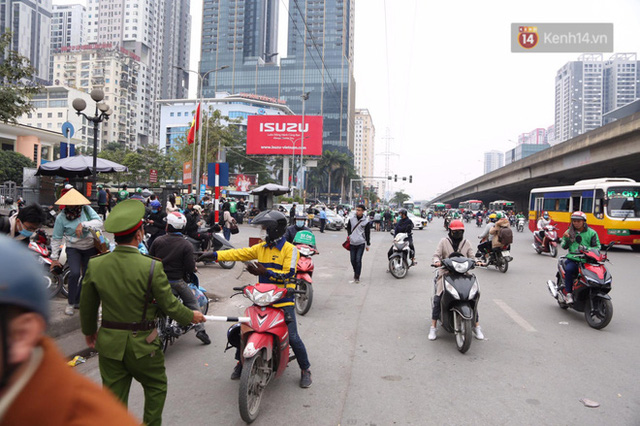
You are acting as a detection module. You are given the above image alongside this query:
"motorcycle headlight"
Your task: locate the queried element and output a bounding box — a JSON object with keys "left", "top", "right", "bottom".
{"left": 605, "top": 278, "right": 612, "bottom": 285}
{"left": 452, "top": 260, "right": 470, "bottom": 274}
{"left": 445, "top": 281, "right": 460, "bottom": 300}
{"left": 248, "top": 288, "right": 283, "bottom": 306}
{"left": 469, "top": 281, "right": 479, "bottom": 299}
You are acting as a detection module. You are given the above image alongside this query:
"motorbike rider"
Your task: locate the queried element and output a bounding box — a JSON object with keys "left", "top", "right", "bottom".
{"left": 560, "top": 211, "right": 600, "bottom": 304}
{"left": 429, "top": 220, "right": 483, "bottom": 341}
{"left": 476, "top": 213, "right": 498, "bottom": 259}
{"left": 284, "top": 213, "right": 313, "bottom": 244}
{"left": 198, "top": 210, "right": 312, "bottom": 388}
{"left": 144, "top": 199, "right": 166, "bottom": 248}
{"left": 489, "top": 213, "right": 511, "bottom": 251}
{"left": 148, "top": 212, "right": 211, "bottom": 345}
{"left": 0, "top": 203, "right": 45, "bottom": 245}
{"left": 536, "top": 211, "right": 552, "bottom": 240}
{"left": 389, "top": 208, "right": 415, "bottom": 265}
{"left": 184, "top": 198, "right": 211, "bottom": 250}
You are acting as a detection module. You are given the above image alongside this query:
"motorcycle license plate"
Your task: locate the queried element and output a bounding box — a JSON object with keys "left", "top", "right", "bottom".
{"left": 502, "top": 250, "right": 510, "bottom": 257}
{"left": 634, "top": 239, "right": 640, "bottom": 244}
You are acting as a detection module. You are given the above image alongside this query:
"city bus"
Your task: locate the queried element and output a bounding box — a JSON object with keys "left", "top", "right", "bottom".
{"left": 489, "top": 200, "right": 515, "bottom": 212}
{"left": 528, "top": 177, "right": 640, "bottom": 251}
{"left": 458, "top": 199, "right": 484, "bottom": 214}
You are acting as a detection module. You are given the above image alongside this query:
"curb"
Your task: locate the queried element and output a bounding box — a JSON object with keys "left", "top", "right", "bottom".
{"left": 48, "top": 298, "right": 81, "bottom": 338}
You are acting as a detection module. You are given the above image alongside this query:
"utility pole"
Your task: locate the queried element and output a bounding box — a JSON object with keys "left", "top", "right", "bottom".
{"left": 377, "top": 128, "right": 398, "bottom": 202}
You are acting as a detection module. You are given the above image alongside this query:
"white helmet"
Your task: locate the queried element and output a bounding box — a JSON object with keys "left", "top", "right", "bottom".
{"left": 166, "top": 211, "right": 187, "bottom": 230}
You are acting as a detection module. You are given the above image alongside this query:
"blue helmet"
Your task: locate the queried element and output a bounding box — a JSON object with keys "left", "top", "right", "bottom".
{"left": 0, "top": 236, "right": 49, "bottom": 322}
{"left": 150, "top": 199, "right": 162, "bottom": 208}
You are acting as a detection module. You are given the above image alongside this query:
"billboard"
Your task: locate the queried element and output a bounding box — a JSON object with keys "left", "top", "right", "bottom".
{"left": 183, "top": 161, "right": 192, "bottom": 184}
{"left": 247, "top": 115, "right": 323, "bottom": 156}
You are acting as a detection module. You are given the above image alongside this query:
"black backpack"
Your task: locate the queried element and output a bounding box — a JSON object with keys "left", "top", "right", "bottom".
{"left": 498, "top": 227, "right": 513, "bottom": 245}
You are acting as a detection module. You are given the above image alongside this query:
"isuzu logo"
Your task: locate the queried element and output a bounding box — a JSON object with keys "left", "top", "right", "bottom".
{"left": 259, "top": 122, "right": 309, "bottom": 133}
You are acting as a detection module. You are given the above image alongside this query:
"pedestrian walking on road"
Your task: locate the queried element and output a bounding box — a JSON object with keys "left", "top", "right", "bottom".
{"left": 318, "top": 207, "right": 328, "bottom": 233}
{"left": 80, "top": 200, "right": 205, "bottom": 426}
{"left": 346, "top": 204, "right": 371, "bottom": 283}
{"left": 49, "top": 189, "right": 102, "bottom": 316}
{"left": 0, "top": 236, "right": 140, "bottom": 426}
{"left": 97, "top": 184, "right": 108, "bottom": 220}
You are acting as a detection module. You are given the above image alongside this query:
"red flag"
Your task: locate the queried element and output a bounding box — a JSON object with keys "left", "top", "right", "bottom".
{"left": 187, "top": 103, "right": 201, "bottom": 145}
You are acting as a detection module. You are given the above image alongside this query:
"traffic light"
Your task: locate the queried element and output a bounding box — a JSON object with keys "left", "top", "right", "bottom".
{"left": 409, "top": 175, "right": 413, "bottom": 183}
{"left": 388, "top": 176, "right": 392, "bottom": 180}
{"left": 402, "top": 177, "right": 407, "bottom": 181}
{"left": 394, "top": 174, "right": 397, "bottom": 182}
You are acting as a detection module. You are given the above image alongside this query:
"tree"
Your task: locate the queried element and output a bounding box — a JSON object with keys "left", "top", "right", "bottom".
{"left": 0, "top": 32, "right": 42, "bottom": 123}
{"left": 390, "top": 190, "right": 411, "bottom": 206}
{"left": 0, "top": 151, "right": 35, "bottom": 183}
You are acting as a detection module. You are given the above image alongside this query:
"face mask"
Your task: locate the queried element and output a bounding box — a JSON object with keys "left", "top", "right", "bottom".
{"left": 151, "top": 210, "right": 158, "bottom": 214}
{"left": 450, "top": 231, "right": 463, "bottom": 239}
{"left": 259, "top": 228, "right": 268, "bottom": 241}
{"left": 64, "top": 207, "right": 82, "bottom": 221}
{"left": 296, "top": 220, "right": 306, "bottom": 228}
{"left": 19, "top": 229, "right": 34, "bottom": 238}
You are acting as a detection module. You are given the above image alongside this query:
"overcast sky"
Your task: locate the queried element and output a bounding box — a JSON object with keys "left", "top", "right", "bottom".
{"left": 61, "top": 0, "right": 640, "bottom": 201}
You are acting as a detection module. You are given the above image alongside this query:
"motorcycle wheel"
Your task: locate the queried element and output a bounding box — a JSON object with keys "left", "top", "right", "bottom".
{"left": 585, "top": 298, "right": 613, "bottom": 329}
{"left": 550, "top": 245, "right": 558, "bottom": 258}
{"left": 239, "top": 352, "right": 268, "bottom": 424}
{"left": 389, "top": 257, "right": 408, "bottom": 279}
{"left": 497, "top": 258, "right": 508, "bottom": 273}
{"left": 454, "top": 312, "right": 473, "bottom": 354}
{"left": 60, "top": 267, "right": 70, "bottom": 298}
{"left": 158, "top": 316, "right": 173, "bottom": 353}
{"left": 217, "top": 249, "right": 236, "bottom": 269}
{"left": 295, "top": 280, "right": 313, "bottom": 316}
{"left": 45, "top": 270, "right": 63, "bottom": 298}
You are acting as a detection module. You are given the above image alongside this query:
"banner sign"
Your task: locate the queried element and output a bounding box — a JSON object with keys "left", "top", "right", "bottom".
{"left": 246, "top": 115, "right": 323, "bottom": 156}
{"left": 149, "top": 169, "right": 158, "bottom": 183}
{"left": 207, "top": 162, "right": 229, "bottom": 187}
{"left": 183, "top": 162, "right": 192, "bottom": 185}
{"left": 230, "top": 174, "right": 257, "bottom": 192}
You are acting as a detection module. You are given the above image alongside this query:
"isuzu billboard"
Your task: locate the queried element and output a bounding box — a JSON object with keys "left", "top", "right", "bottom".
{"left": 247, "top": 115, "right": 323, "bottom": 156}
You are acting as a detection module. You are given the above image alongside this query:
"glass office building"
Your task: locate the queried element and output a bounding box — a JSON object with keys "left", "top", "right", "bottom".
{"left": 200, "top": 0, "right": 355, "bottom": 154}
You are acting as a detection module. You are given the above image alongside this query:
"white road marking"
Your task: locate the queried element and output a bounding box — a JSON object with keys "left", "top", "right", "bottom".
{"left": 493, "top": 299, "right": 537, "bottom": 332}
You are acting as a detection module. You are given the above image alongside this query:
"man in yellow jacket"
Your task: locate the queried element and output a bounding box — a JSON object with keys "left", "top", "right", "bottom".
{"left": 202, "top": 210, "right": 312, "bottom": 388}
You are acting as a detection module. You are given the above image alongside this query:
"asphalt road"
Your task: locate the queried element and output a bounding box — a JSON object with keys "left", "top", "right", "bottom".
{"left": 68, "top": 219, "right": 640, "bottom": 425}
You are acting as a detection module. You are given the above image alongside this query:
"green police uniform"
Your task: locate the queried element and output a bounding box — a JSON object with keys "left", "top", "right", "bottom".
{"left": 80, "top": 200, "right": 194, "bottom": 426}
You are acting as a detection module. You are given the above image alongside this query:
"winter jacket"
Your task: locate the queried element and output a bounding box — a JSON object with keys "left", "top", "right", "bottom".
{"left": 432, "top": 237, "right": 475, "bottom": 295}
{"left": 561, "top": 224, "right": 600, "bottom": 262}
{"left": 51, "top": 206, "right": 102, "bottom": 260}
{"left": 490, "top": 218, "right": 511, "bottom": 248}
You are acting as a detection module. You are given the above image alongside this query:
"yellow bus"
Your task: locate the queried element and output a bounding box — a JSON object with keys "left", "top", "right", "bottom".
{"left": 528, "top": 177, "right": 640, "bottom": 251}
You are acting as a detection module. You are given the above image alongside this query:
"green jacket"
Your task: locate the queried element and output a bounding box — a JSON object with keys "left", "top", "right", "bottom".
{"left": 80, "top": 245, "right": 194, "bottom": 360}
{"left": 561, "top": 225, "right": 600, "bottom": 262}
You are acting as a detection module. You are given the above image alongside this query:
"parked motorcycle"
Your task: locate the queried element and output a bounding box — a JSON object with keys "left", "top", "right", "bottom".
{"left": 547, "top": 240, "right": 614, "bottom": 329}
{"left": 516, "top": 217, "right": 526, "bottom": 232}
{"left": 532, "top": 225, "right": 559, "bottom": 257}
{"left": 205, "top": 284, "right": 305, "bottom": 423}
{"left": 157, "top": 272, "right": 210, "bottom": 352}
{"left": 42, "top": 205, "right": 57, "bottom": 228}
{"left": 388, "top": 232, "right": 412, "bottom": 279}
{"left": 480, "top": 245, "right": 512, "bottom": 273}
{"left": 431, "top": 255, "right": 480, "bottom": 353}
{"left": 189, "top": 227, "right": 236, "bottom": 269}
{"left": 28, "top": 230, "right": 63, "bottom": 298}
{"left": 292, "top": 230, "right": 318, "bottom": 316}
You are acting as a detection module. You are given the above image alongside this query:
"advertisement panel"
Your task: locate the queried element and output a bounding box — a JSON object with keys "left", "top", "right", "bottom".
{"left": 247, "top": 115, "right": 323, "bottom": 156}
{"left": 230, "top": 174, "right": 258, "bottom": 192}
{"left": 183, "top": 162, "right": 192, "bottom": 185}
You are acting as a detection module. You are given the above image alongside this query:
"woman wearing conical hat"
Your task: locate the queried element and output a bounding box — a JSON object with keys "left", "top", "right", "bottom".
{"left": 49, "top": 188, "right": 103, "bottom": 316}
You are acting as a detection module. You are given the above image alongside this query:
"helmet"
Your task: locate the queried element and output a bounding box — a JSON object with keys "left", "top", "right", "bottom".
{"left": 398, "top": 208, "right": 408, "bottom": 215}
{"left": 150, "top": 200, "right": 161, "bottom": 208}
{"left": 495, "top": 212, "right": 503, "bottom": 219}
{"left": 166, "top": 211, "right": 187, "bottom": 230}
{"left": 448, "top": 219, "right": 465, "bottom": 231}
{"left": 571, "top": 211, "right": 587, "bottom": 221}
{"left": 251, "top": 210, "right": 288, "bottom": 243}
{"left": 135, "top": 187, "right": 142, "bottom": 194}
{"left": 489, "top": 213, "right": 497, "bottom": 222}
{"left": 0, "top": 236, "right": 49, "bottom": 322}
{"left": 542, "top": 211, "right": 550, "bottom": 220}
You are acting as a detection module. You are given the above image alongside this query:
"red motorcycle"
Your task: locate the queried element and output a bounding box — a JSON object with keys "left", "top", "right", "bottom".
{"left": 293, "top": 231, "right": 318, "bottom": 315}
{"left": 28, "top": 230, "right": 63, "bottom": 298}
{"left": 533, "top": 224, "right": 559, "bottom": 257}
{"left": 206, "top": 283, "right": 303, "bottom": 423}
{"left": 547, "top": 241, "right": 614, "bottom": 329}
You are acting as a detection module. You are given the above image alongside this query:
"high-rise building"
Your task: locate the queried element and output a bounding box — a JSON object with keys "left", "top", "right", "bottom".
{"left": 200, "top": 0, "right": 356, "bottom": 154}
{"left": 50, "top": 3, "right": 86, "bottom": 82}
{"left": 161, "top": 0, "right": 191, "bottom": 100}
{"left": 86, "top": 0, "right": 182, "bottom": 148}
{"left": 517, "top": 128, "right": 546, "bottom": 145}
{"left": 51, "top": 45, "right": 140, "bottom": 150}
{"left": 555, "top": 53, "right": 640, "bottom": 143}
{"left": 0, "top": 0, "right": 53, "bottom": 83}
{"left": 354, "top": 109, "right": 375, "bottom": 184}
{"left": 484, "top": 150, "right": 504, "bottom": 174}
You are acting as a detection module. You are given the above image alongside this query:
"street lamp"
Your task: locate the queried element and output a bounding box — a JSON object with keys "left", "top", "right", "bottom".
{"left": 72, "top": 89, "right": 112, "bottom": 200}
{"left": 173, "top": 65, "right": 228, "bottom": 201}
{"left": 299, "top": 92, "right": 310, "bottom": 200}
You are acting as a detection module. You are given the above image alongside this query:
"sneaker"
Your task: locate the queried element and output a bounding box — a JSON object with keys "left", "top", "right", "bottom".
{"left": 64, "top": 305, "right": 74, "bottom": 316}
{"left": 565, "top": 293, "right": 574, "bottom": 304}
{"left": 196, "top": 330, "right": 211, "bottom": 345}
{"left": 354, "top": 278, "right": 360, "bottom": 283}
{"left": 473, "top": 326, "right": 484, "bottom": 340}
{"left": 428, "top": 326, "right": 437, "bottom": 341}
{"left": 300, "top": 369, "right": 312, "bottom": 388}
{"left": 230, "top": 362, "right": 242, "bottom": 380}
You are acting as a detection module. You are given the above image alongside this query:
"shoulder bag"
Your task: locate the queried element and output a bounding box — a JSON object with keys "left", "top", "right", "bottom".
{"left": 342, "top": 219, "right": 364, "bottom": 251}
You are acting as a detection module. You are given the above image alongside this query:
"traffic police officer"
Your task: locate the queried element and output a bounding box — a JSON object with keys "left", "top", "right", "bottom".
{"left": 80, "top": 200, "right": 206, "bottom": 426}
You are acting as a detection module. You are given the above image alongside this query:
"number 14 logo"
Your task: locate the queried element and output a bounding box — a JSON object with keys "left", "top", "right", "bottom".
{"left": 518, "top": 26, "right": 539, "bottom": 49}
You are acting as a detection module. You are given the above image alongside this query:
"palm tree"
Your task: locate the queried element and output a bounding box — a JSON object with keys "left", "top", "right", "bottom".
{"left": 316, "top": 150, "right": 342, "bottom": 202}
{"left": 331, "top": 152, "right": 357, "bottom": 202}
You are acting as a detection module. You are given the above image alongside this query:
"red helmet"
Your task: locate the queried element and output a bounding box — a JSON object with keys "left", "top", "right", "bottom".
{"left": 571, "top": 211, "right": 587, "bottom": 221}
{"left": 448, "top": 219, "right": 465, "bottom": 231}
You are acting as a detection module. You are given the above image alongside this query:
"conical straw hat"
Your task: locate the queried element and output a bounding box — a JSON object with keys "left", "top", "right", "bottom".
{"left": 55, "top": 188, "right": 91, "bottom": 205}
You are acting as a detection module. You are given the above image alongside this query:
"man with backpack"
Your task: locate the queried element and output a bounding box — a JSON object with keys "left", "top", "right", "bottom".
{"left": 489, "top": 213, "right": 513, "bottom": 253}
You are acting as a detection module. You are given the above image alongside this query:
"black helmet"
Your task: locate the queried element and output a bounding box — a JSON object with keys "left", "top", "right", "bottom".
{"left": 252, "top": 210, "right": 288, "bottom": 244}
{"left": 399, "top": 208, "right": 408, "bottom": 216}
